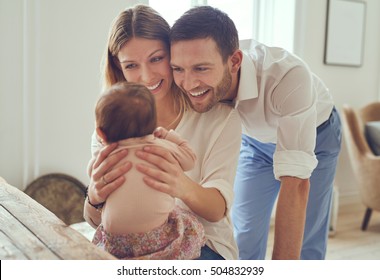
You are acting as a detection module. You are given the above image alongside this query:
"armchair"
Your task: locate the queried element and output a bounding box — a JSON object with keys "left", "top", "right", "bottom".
{"left": 341, "top": 103, "right": 380, "bottom": 230}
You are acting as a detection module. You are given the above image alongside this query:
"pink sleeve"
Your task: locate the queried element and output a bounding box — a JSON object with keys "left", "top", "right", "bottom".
{"left": 164, "top": 129, "right": 197, "bottom": 171}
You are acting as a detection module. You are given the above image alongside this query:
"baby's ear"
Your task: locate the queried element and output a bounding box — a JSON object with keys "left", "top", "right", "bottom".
{"left": 96, "top": 127, "right": 108, "bottom": 145}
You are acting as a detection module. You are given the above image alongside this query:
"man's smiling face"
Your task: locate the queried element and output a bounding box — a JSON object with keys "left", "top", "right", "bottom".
{"left": 170, "top": 38, "right": 233, "bottom": 113}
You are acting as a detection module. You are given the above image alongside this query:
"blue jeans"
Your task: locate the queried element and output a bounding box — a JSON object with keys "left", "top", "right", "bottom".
{"left": 196, "top": 245, "right": 225, "bottom": 260}
{"left": 232, "top": 107, "right": 342, "bottom": 260}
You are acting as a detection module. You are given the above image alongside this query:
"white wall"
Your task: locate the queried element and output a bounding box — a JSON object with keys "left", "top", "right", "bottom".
{"left": 0, "top": 0, "right": 144, "bottom": 188}
{"left": 294, "top": 0, "right": 380, "bottom": 199}
{"left": 1, "top": 0, "right": 380, "bottom": 198}
{"left": 0, "top": 0, "right": 24, "bottom": 187}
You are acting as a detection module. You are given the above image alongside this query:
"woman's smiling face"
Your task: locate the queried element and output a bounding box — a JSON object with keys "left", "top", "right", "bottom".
{"left": 117, "top": 37, "right": 173, "bottom": 102}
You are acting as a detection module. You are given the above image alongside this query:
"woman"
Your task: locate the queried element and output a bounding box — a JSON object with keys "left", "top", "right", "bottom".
{"left": 84, "top": 4, "right": 241, "bottom": 260}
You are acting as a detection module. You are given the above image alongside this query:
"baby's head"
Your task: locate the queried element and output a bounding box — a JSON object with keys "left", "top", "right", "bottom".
{"left": 95, "top": 82, "right": 157, "bottom": 144}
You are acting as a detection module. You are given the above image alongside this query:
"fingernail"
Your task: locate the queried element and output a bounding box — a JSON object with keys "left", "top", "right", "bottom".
{"left": 143, "top": 146, "right": 150, "bottom": 151}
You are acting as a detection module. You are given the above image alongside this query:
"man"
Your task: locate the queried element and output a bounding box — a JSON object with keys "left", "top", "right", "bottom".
{"left": 169, "top": 6, "right": 342, "bottom": 259}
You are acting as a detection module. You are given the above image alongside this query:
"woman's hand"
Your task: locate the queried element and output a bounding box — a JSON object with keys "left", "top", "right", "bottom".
{"left": 135, "top": 146, "right": 189, "bottom": 200}
{"left": 135, "top": 145, "right": 226, "bottom": 222}
{"left": 84, "top": 143, "right": 132, "bottom": 228}
{"left": 88, "top": 143, "right": 132, "bottom": 204}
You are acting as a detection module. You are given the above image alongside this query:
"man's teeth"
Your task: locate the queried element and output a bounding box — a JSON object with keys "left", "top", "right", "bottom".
{"left": 146, "top": 80, "right": 162, "bottom": 90}
{"left": 190, "top": 89, "right": 208, "bottom": 97}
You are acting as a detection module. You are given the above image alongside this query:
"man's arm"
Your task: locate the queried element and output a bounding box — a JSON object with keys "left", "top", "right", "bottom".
{"left": 272, "top": 176, "right": 310, "bottom": 259}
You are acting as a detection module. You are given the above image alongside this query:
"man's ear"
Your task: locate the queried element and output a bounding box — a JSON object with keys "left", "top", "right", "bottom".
{"left": 229, "top": 49, "right": 243, "bottom": 73}
{"left": 96, "top": 127, "right": 108, "bottom": 145}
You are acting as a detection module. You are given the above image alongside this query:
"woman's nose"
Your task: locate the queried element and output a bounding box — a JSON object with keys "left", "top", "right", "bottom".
{"left": 140, "top": 66, "right": 153, "bottom": 83}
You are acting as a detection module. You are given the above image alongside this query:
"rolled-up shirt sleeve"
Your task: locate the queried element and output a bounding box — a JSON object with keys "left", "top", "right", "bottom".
{"left": 272, "top": 66, "right": 318, "bottom": 180}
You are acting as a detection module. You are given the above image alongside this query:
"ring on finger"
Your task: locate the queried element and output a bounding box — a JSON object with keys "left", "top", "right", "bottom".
{"left": 102, "top": 176, "right": 108, "bottom": 185}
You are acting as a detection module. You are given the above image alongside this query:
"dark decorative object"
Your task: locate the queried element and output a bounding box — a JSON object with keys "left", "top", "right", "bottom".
{"left": 25, "top": 173, "right": 86, "bottom": 225}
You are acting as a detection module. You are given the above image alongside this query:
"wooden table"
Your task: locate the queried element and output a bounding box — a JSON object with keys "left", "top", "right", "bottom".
{"left": 0, "top": 179, "right": 115, "bottom": 260}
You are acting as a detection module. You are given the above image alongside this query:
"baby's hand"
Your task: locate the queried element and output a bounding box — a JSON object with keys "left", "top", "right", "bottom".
{"left": 153, "top": 127, "right": 168, "bottom": 139}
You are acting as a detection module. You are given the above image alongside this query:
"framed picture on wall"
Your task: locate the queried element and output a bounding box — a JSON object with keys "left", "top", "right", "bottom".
{"left": 324, "top": 0, "right": 366, "bottom": 67}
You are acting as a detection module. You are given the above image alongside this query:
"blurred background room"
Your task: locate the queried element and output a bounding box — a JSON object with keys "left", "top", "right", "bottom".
{"left": 1, "top": 0, "right": 380, "bottom": 259}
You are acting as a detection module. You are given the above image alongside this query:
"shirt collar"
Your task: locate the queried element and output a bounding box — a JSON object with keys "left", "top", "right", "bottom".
{"left": 235, "top": 51, "right": 258, "bottom": 107}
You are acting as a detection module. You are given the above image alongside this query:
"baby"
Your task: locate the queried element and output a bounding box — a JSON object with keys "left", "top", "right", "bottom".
{"left": 88, "top": 82, "right": 205, "bottom": 259}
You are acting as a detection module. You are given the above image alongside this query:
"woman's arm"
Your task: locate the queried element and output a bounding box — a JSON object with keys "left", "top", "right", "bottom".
{"left": 135, "top": 146, "right": 225, "bottom": 222}
{"left": 136, "top": 108, "right": 241, "bottom": 222}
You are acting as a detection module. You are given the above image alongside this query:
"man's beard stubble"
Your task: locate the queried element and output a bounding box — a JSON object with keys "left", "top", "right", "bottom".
{"left": 192, "top": 67, "right": 232, "bottom": 113}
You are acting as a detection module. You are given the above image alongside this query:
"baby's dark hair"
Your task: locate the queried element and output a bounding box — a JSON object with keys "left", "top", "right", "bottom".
{"left": 95, "top": 82, "right": 157, "bottom": 143}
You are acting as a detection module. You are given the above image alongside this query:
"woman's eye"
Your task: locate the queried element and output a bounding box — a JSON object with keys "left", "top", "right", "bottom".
{"left": 125, "top": 64, "right": 137, "bottom": 70}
